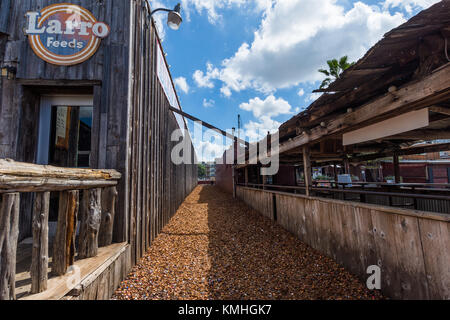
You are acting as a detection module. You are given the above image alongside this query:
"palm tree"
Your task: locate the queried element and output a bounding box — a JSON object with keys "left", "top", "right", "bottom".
{"left": 318, "top": 56, "right": 355, "bottom": 89}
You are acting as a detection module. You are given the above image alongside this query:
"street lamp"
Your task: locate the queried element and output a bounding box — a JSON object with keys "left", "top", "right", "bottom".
{"left": 146, "top": 2, "right": 183, "bottom": 31}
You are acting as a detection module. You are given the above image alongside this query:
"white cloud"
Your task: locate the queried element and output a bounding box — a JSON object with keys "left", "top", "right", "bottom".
{"left": 192, "top": 136, "right": 230, "bottom": 162}
{"left": 203, "top": 98, "right": 215, "bottom": 108}
{"left": 195, "top": 0, "right": 406, "bottom": 96}
{"left": 255, "top": 0, "right": 274, "bottom": 11}
{"left": 306, "top": 92, "right": 323, "bottom": 102}
{"left": 298, "top": 88, "right": 305, "bottom": 97}
{"left": 239, "top": 95, "right": 293, "bottom": 119}
{"left": 220, "top": 86, "right": 232, "bottom": 97}
{"left": 174, "top": 77, "right": 190, "bottom": 94}
{"left": 244, "top": 116, "right": 280, "bottom": 142}
{"left": 382, "top": 0, "right": 440, "bottom": 13}
{"left": 193, "top": 63, "right": 220, "bottom": 88}
{"left": 239, "top": 95, "right": 292, "bottom": 142}
{"left": 181, "top": 0, "right": 262, "bottom": 24}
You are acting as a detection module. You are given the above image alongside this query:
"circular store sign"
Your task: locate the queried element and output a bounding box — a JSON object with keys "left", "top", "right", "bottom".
{"left": 24, "top": 3, "right": 110, "bottom": 66}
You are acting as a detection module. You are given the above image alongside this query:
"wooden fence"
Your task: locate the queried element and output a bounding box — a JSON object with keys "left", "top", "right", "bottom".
{"left": 127, "top": 2, "right": 198, "bottom": 266}
{"left": 237, "top": 186, "right": 450, "bottom": 300}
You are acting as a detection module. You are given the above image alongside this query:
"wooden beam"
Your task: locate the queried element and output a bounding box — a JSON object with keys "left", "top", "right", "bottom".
{"left": 350, "top": 142, "right": 450, "bottom": 162}
{"left": 0, "top": 193, "right": 20, "bottom": 300}
{"left": 430, "top": 106, "right": 450, "bottom": 116}
{"left": 302, "top": 146, "right": 312, "bottom": 197}
{"left": 17, "top": 79, "right": 102, "bottom": 86}
{"left": 53, "top": 191, "right": 79, "bottom": 276}
{"left": 0, "top": 159, "right": 121, "bottom": 180}
{"left": 31, "top": 192, "right": 50, "bottom": 294}
{"left": 169, "top": 106, "right": 249, "bottom": 148}
{"left": 0, "top": 177, "right": 118, "bottom": 194}
{"left": 384, "top": 129, "right": 450, "bottom": 140}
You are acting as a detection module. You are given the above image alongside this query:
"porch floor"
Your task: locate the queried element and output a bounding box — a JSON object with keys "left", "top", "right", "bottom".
{"left": 113, "top": 185, "right": 383, "bottom": 300}
{"left": 16, "top": 241, "right": 127, "bottom": 300}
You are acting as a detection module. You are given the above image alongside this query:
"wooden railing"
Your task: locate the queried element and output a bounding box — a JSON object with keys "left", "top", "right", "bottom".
{"left": 238, "top": 182, "right": 450, "bottom": 213}
{"left": 0, "top": 159, "right": 121, "bottom": 300}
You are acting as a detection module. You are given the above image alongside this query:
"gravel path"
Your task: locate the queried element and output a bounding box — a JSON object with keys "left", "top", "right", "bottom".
{"left": 113, "top": 185, "right": 382, "bottom": 300}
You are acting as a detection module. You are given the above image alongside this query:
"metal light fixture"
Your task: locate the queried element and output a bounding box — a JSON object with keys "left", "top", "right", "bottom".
{"left": 147, "top": 2, "right": 183, "bottom": 31}
{"left": 1, "top": 66, "right": 17, "bottom": 80}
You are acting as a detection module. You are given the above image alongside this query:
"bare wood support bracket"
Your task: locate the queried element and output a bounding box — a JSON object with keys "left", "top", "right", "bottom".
{"left": 31, "top": 192, "right": 50, "bottom": 294}
{"left": 0, "top": 193, "right": 20, "bottom": 300}
{"left": 78, "top": 188, "right": 102, "bottom": 259}
{"left": 99, "top": 187, "right": 118, "bottom": 247}
{"left": 53, "top": 191, "right": 79, "bottom": 276}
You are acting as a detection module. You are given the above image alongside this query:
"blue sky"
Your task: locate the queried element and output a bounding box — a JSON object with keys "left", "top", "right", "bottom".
{"left": 151, "top": 0, "right": 440, "bottom": 161}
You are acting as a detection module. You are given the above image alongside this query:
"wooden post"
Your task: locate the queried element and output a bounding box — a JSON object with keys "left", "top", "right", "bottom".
{"left": 344, "top": 158, "right": 350, "bottom": 175}
{"left": 31, "top": 192, "right": 50, "bottom": 294}
{"left": 53, "top": 190, "right": 79, "bottom": 276}
{"left": 333, "top": 162, "right": 338, "bottom": 188}
{"left": 262, "top": 172, "right": 266, "bottom": 190}
{"left": 232, "top": 167, "right": 236, "bottom": 199}
{"left": 99, "top": 187, "right": 118, "bottom": 247}
{"left": 78, "top": 188, "right": 102, "bottom": 259}
{"left": 244, "top": 167, "right": 249, "bottom": 186}
{"left": 393, "top": 152, "right": 401, "bottom": 184}
{"left": 0, "top": 193, "right": 20, "bottom": 300}
{"left": 303, "top": 146, "right": 312, "bottom": 197}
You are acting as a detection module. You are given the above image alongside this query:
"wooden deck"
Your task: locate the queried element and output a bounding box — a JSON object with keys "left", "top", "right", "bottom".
{"left": 16, "top": 241, "right": 128, "bottom": 300}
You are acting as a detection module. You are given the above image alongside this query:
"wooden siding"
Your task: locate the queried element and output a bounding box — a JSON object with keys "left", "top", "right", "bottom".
{"left": 0, "top": 0, "right": 132, "bottom": 242}
{"left": 126, "top": 1, "right": 197, "bottom": 267}
{"left": 236, "top": 187, "right": 273, "bottom": 221}
{"left": 1, "top": 0, "right": 197, "bottom": 299}
{"left": 237, "top": 186, "right": 450, "bottom": 300}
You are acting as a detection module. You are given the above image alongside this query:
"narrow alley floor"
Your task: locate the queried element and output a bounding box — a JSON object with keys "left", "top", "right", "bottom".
{"left": 113, "top": 186, "right": 382, "bottom": 300}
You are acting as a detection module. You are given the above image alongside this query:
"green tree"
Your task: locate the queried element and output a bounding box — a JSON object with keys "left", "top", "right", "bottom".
{"left": 198, "top": 163, "right": 206, "bottom": 180}
{"left": 318, "top": 56, "right": 355, "bottom": 89}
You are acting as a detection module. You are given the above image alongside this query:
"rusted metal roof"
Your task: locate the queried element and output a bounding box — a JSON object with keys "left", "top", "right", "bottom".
{"left": 279, "top": 0, "right": 450, "bottom": 141}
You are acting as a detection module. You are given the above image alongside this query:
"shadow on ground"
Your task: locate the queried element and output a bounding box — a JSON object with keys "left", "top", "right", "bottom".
{"left": 200, "top": 185, "right": 381, "bottom": 300}
{"left": 113, "top": 185, "right": 382, "bottom": 300}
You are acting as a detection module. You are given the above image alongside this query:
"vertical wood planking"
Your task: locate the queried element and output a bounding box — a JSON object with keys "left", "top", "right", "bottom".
{"left": 419, "top": 219, "right": 450, "bottom": 299}
{"left": 125, "top": 1, "right": 198, "bottom": 267}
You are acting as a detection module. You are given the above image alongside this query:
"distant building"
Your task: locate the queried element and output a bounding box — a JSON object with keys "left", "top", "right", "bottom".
{"left": 205, "top": 162, "right": 216, "bottom": 180}
{"left": 200, "top": 161, "right": 216, "bottom": 181}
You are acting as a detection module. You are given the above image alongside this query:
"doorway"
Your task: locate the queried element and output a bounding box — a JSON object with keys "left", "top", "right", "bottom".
{"left": 37, "top": 95, "right": 94, "bottom": 168}
{"left": 37, "top": 95, "right": 94, "bottom": 222}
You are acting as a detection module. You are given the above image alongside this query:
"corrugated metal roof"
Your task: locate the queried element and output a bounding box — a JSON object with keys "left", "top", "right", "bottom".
{"left": 279, "top": 1, "right": 450, "bottom": 141}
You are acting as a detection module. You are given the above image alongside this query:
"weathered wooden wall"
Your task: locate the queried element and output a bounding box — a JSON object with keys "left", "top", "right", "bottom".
{"left": 126, "top": 0, "right": 197, "bottom": 267}
{"left": 1, "top": 0, "right": 197, "bottom": 300}
{"left": 237, "top": 186, "right": 450, "bottom": 300}
{"left": 215, "top": 163, "right": 233, "bottom": 195}
{"left": 237, "top": 186, "right": 274, "bottom": 220}
{"left": 0, "top": 0, "right": 131, "bottom": 242}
